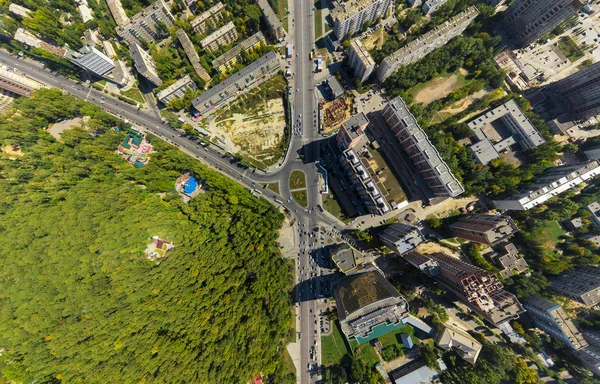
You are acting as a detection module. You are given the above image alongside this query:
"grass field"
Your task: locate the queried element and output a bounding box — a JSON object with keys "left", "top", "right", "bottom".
{"left": 265, "top": 182, "right": 280, "bottom": 194}
{"left": 322, "top": 194, "right": 352, "bottom": 224}
{"left": 408, "top": 69, "right": 471, "bottom": 105}
{"left": 292, "top": 190, "right": 308, "bottom": 208}
{"left": 367, "top": 150, "right": 407, "bottom": 204}
{"left": 121, "top": 87, "right": 146, "bottom": 104}
{"left": 558, "top": 36, "right": 584, "bottom": 62}
{"left": 314, "top": 0, "right": 323, "bottom": 39}
{"left": 533, "top": 221, "right": 565, "bottom": 252}
{"left": 322, "top": 321, "right": 351, "bottom": 366}
{"left": 349, "top": 340, "right": 380, "bottom": 368}
{"left": 289, "top": 170, "right": 307, "bottom": 189}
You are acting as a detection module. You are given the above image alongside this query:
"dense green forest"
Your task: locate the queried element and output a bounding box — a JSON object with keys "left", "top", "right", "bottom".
{"left": 0, "top": 89, "right": 294, "bottom": 383}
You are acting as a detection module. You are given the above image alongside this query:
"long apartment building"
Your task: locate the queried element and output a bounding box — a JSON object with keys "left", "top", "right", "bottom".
{"left": 130, "top": 43, "right": 163, "bottom": 86}
{"left": 377, "top": 6, "right": 478, "bottom": 82}
{"left": 191, "top": 51, "right": 280, "bottom": 115}
{"left": 331, "top": 0, "right": 392, "bottom": 39}
{"left": 106, "top": 0, "right": 129, "bottom": 26}
{"left": 404, "top": 251, "right": 524, "bottom": 325}
{"left": 379, "top": 223, "right": 425, "bottom": 255}
{"left": 116, "top": 0, "right": 175, "bottom": 46}
{"left": 190, "top": 3, "right": 225, "bottom": 34}
{"left": 211, "top": 32, "right": 267, "bottom": 75}
{"left": 347, "top": 39, "right": 375, "bottom": 83}
{"left": 257, "top": 0, "right": 285, "bottom": 41}
{"left": 381, "top": 96, "right": 464, "bottom": 197}
{"left": 200, "top": 21, "right": 238, "bottom": 52}
{"left": 468, "top": 99, "right": 545, "bottom": 165}
{"left": 523, "top": 296, "right": 588, "bottom": 350}
{"left": 550, "top": 267, "right": 600, "bottom": 306}
{"left": 156, "top": 75, "right": 197, "bottom": 104}
{"left": 553, "top": 61, "right": 600, "bottom": 120}
{"left": 492, "top": 161, "right": 600, "bottom": 210}
{"left": 504, "top": 0, "right": 583, "bottom": 47}
{"left": 176, "top": 29, "right": 212, "bottom": 83}
{"left": 0, "top": 66, "right": 42, "bottom": 97}
{"left": 450, "top": 214, "right": 519, "bottom": 245}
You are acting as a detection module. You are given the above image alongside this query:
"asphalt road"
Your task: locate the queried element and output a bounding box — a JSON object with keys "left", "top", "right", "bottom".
{"left": 1, "top": 43, "right": 327, "bottom": 383}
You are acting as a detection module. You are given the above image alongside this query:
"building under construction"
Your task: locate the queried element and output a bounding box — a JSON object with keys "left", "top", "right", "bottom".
{"left": 322, "top": 98, "right": 348, "bottom": 128}
{"left": 404, "top": 251, "right": 524, "bottom": 325}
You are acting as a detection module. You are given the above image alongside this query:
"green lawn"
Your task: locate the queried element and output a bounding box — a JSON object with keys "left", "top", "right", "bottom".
{"left": 292, "top": 190, "right": 308, "bottom": 208}
{"left": 322, "top": 321, "right": 351, "bottom": 366}
{"left": 368, "top": 150, "right": 407, "bottom": 204}
{"left": 120, "top": 87, "right": 146, "bottom": 104}
{"left": 265, "top": 182, "right": 280, "bottom": 194}
{"left": 289, "top": 170, "right": 307, "bottom": 189}
{"left": 349, "top": 340, "right": 380, "bottom": 368}
{"left": 558, "top": 36, "right": 584, "bottom": 62}
{"left": 322, "top": 194, "right": 351, "bottom": 224}
{"left": 533, "top": 221, "right": 565, "bottom": 251}
{"left": 314, "top": 1, "right": 323, "bottom": 39}
{"left": 377, "top": 325, "right": 414, "bottom": 349}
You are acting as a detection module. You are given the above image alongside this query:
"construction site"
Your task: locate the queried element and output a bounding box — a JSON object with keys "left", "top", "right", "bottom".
{"left": 320, "top": 97, "right": 351, "bottom": 134}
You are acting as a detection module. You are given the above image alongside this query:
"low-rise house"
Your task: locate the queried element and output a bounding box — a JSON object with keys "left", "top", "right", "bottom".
{"left": 435, "top": 323, "right": 482, "bottom": 364}
{"left": 491, "top": 242, "right": 528, "bottom": 279}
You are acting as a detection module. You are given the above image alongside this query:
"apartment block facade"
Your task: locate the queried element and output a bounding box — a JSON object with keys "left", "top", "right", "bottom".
{"left": 116, "top": 0, "right": 175, "bottom": 46}
{"left": 200, "top": 21, "right": 238, "bottom": 52}
{"left": 212, "top": 32, "right": 267, "bottom": 74}
{"left": 192, "top": 51, "right": 280, "bottom": 115}
{"left": 156, "top": 75, "right": 197, "bottom": 104}
{"left": 379, "top": 223, "right": 425, "bottom": 255}
{"left": 550, "top": 267, "right": 600, "bottom": 306}
{"left": 257, "top": 0, "right": 285, "bottom": 41}
{"left": 331, "top": 0, "right": 392, "bottom": 39}
{"left": 404, "top": 251, "right": 524, "bottom": 325}
{"left": 554, "top": 61, "right": 600, "bottom": 120}
{"left": 130, "top": 43, "right": 163, "bottom": 86}
{"left": 190, "top": 3, "right": 225, "bottom": 34}
{"left": 0, "top": 66, "right": 42, "bottom": 97}
{"left": 378, "top": 6, "right": 478, "bottom": 82}
{"left": 106, "top": 0, "right": 129, "bottom": 26}
{"left": 450, "top": 214, "right": 519, "bottom": 245}
{"left": 492, "top": 161, "right": 600, "bottom": 210}
{"left": 381, "top": 96, "right": 464, "bottom": 197}
{"left": 504, "top": 0, "right": 583, "bottom": 47}
{"left": 347, "top": 39, "right": 375, "bottom": 83}
{"left": 175, "top": 29, "right": 212, "bottom": 84}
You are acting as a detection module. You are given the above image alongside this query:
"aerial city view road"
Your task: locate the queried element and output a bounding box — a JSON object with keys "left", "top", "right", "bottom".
{"left": 4, "top": 0, "right": 600, "bottom": 382}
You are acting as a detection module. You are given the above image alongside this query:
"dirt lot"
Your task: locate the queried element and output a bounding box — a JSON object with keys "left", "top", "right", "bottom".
{"left": 415, "top": 241, "right": 461, "bottom": 258}
{"left": 412, "top": 69, "right": 469, "bottom": 105}
{"left": 211, "top": 99, "right": 286, "bottom": 169}
{"left": 2, "top": 144, "right": 24, "bottom": 159}
{"left": 321, "top": 98, "right": 351, "bottom": 134}
{"left": 361, "top": 28, "right": 387, "bottom": 51}
{"left": 47, "top": 116, "right": 90, "bottom": 140}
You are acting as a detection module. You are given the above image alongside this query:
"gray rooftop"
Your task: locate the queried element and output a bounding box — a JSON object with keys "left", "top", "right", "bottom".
{"left": 211, "top": 31, "right": 266, "bottom": 69}
{"left": 331, "top": 243, "right": 357, "bottom": 273}
{"left": 257, "top": 0, "right": 283, "bottom": 30}
{"left": 341, "top": 112, "right": 369, "bottom": 138}
{"left": 326, "top": 75, "right": 344, "bottom": 97}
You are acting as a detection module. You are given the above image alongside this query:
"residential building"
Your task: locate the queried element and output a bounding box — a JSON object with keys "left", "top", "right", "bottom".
{"left": 404, "top": 251, "right": 524, "bottom": 325}
{"left": 175, "top": 29, "right": 212, "bottom": 83}
{"left": 156, "top": 75, "right": 197, "bottom": 104}
{"left": 9, "top": 3, "right": 32, "bottom": 18}
{"left": 504, "top": 0, "right": 583, "bottom": 47}
{"left": 200, "top": 21, "right": 238, "bottom": 52}
{"left": 13, "top": 28, "right": 66, "bottom": 57}
{"left": 550, "top": 267, "right": 600, "bottom": 306}
{"left": 330, "top": 0, "right": 392, "bottom": 39}
{"left": 257, "top": 0, "right": 285, "bottom": 41}
{"left": 190, "top": 3, "right": 225, "bottom": 34}
{"left": 347, "top": 39, "right": 375, "bottom": 83}
{"left": 584, "top": 234, "right": 600, "bottom": 247}
{"left": 379, "top": 223, "right": 425, "bottom": 255}
{"left": 377, "top": 7, "right": 478, "bottom": 82}
{"left": 325, "top": 76, "right": 344, "bottom": 99}
{"left": 586, "top": 201, "right": 600, "bottom": 228}
{"left": 422, "top": 0, "right": 448, "bottom": 14}
{"left": 523, "top": 296, "right": 588, "bottom": 350}
{"left": 83, "top": 29, "right": 101, "bottom": 47}
{"left": 333, "top": 270, "right": 409, "bottom": 344}
{"left": 566, "top": 217, "right": 584, "bottom": 230}
{"left": 340, "top": 148, "right": 391, "bottom": 215}
{"left": 0, "top": 66, "right": 42, "bottom": 97}
{"left": 331, "top": 243, "right": 358, "bottom": 273}
{"left": 67, "top": 45, "right": 115, "bottom": 77}
{"left": 191, "top": 51, "right": 280, "bottom": 115}
{"left": 553, "top": 61, "right": 600, "bottom": 120}
{"left": 467, "top": 99, "right": 545, "bottom": 165}
{"left": 336, "top": 112, "right": 369, "bottom": 151}
{"left": 77, "top": 0, "right": 94, "bottom": 23}
{"left": 129, "top": 43, "right": 163, "bottom": 86}
{"left": 381, "top": 96, "right": 464, "bottom": 197}
{"left": 390, "top": 358, "right": 447, "bottom": 384}
{"left": 492, "top": 161, "right": 600, "bottom": 210}
{"left": 577, "top": 332, "right": 600, "bottom": 376}
{"left": 116, "top": 0, "right": 175, "bottom": 47}
{"left": 435, "top": 323, "right": 483, "bottom": 364}
{"left": 211, "top": 32, "right": 267, "bottom": 75}
{"left": 450, "top": 214, "right": 519, "bottom": 245}
{"left": 106, "top": 0, "right": 130, "bottom": 26}
{"left": 491, "top": 242, "right": 528, "bottom": 279}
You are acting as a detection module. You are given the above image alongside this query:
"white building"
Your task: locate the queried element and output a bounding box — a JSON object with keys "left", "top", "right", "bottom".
{"left": 331, "top": 0, "right": 392, "bottom": 39}
{"left": 0, "top": 66, "right": 42, "bottom": 97}
{"left": 379, "top": 223, "right": 424, "bottom": 255}
{"left": 422, "top": 0, "right": 448, "bottom": 14}
{"left": 106, "top": 0, "right": 130, "bottom": 26}
{"left": 347, "top": 39, "right": 375, "bottom": 83}
{"left": 130, "top": 43, "right": 163, "bottom": 86}
{"left": 157, "top": 75, "right": 197, "bottom": 104}
{"left": 492, "top": 161, "right": 600, "bottom": 210}
{"left": 67, "top": 45, "right": 115, "bottom": 77}
{"left": 9, "top": 3, "right": 32, "bottom": 18}
{"left": 116, "top": 0, "right": 175, "bottom": 46}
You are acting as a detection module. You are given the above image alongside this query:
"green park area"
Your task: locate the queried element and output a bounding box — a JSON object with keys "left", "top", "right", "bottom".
{"left": 322, "top": 322, "right": 351, "bottom": 366}
{"left": 558, "top": 36, "right": 584, "bottom": 62}
{"left": 314, "top": 0, "right": 323, "bottom": 39}
{"left": 265, "top": 182, "right": 280, "bottom": 194}
{"left": 120, "top": 86, "right": 146, "bottom": 104}
{"left": 322, "top": 194, "right": 351, "bottom": 224}
{"left": 289, "top": 170, "right": 307, "bottom": 189}
{"left": 292, "top": 190, "right": 308, "bottom": 208}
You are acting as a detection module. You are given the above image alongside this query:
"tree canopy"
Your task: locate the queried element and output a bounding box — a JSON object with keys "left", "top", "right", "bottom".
{"left": 0, "top": 89, "right": 294, "bottom": 383}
